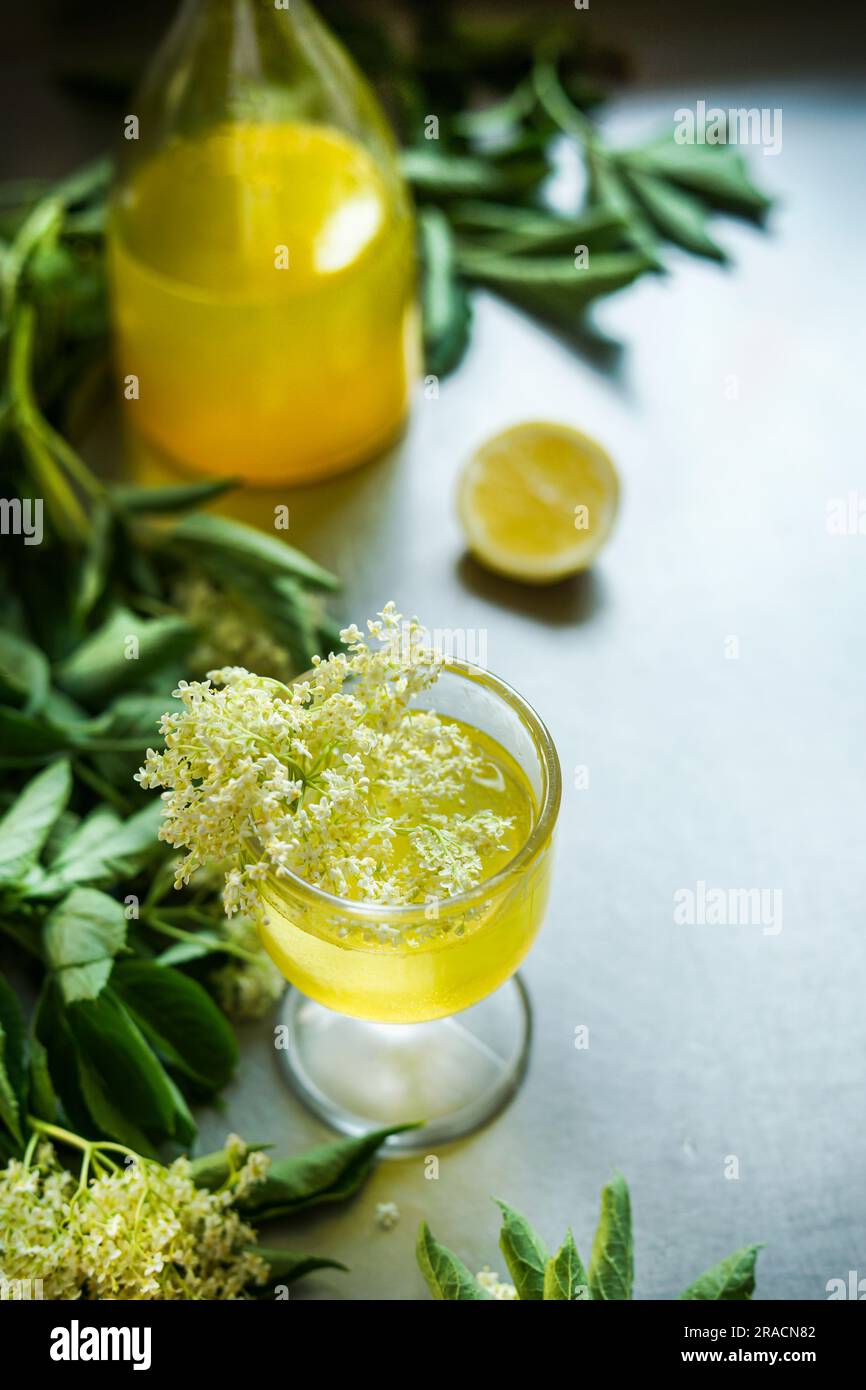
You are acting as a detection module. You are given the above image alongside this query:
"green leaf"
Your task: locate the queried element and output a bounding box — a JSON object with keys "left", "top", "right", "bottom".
{"left": 0, "top": 974, "right": 26, "bottom": 1145}
{"left": 53, "top": 156, "right": 112, "bottom": 209}
{"left": 584, "top": 152, "right": 660, "bottom": 268}
{"left": 543, "top": 1228, "right": 590, "bottom": 1300}
{"left": 0, "top": 707, "right": 76, "bottom": 764}
{"left": 162, "top": 1071, "right": 197, "bottom": 1148}
{"left": 451, "top": 201, "right": 627, "bottom": 257}
{"left": 530, "top": 56, "right": 663, "bottom": 269}
{"left": 186, "top": 1143, "right": 270, "bottom": 1192}
{"left": 0, "top": 630, "right": 50, "bottom": 714}
{"left": 401, "top": 147, "right": 546, "bottom": 199}
{"left": 453, "top": 78, "right": 537, "bottom": 139}
{"left": 56, "top": 607, "right": 196, "bottom": 706}
{"left": 223, "top": 570, "right": 319, "bottom": 675}
{"left": 625, "top": 137, "right": 772, "bottom": 218}
{"left": 588, "top": 1171, "right": 634, "bottom": 1300}
{"left": 248, "top": 1126, "right": 414, "bottom": 1217}
{"left": 76, "top": 692, "right": 177, "bottom": 790}
{"left": 532, "top": 52, "right": 595, "bottom": 144}
{"left": 34, "top": 980, "right": 92, "bottom": 1134}
{"left": 110, "top": 960, "right": 238, "bottom": 1091}
{"left": 496, "top": 1199, "right": 548, "bottom": 1300}
{"left": 416, "top": 1222, "right": 491, "bottom": 1300}
{"left": 154, "top": 940, "right": 214, "bottom": 967}
{"left": 619, "top": 165, "right": 726, "bottom": 260}
{"left": 41, "top": 688, "right": 87, "bottom": 727}
{"left": 30, "top": 799, "right": 163, "bottom": 896}
{"left": 43, "top": 886, "right": 127, "bottom": 1003}
{"left": 73, "top": 503, "right": 113, "bottom": 623}
{"left": 76, "top": 1055, "right": 159, "bottom": 1156}
{"left": 0, "top": 759, "right": 71, "bottom": 885}
{"left": 27, "top": 1031, "right": 58, "bottom": 1123}
{"left": 2, "top": 192, "right": 63, "bottom": 314}
{"left": 253, "top": 1246, "right": 347, "bottom": 1289}
{"left": 678, "top": 1244, "right": 763, "bottom": 1301}
{"left": 76, "top": 689, "right": 171, "bottom": 748}
{"left": 193, "top": 1125, "right": 414, "bottom": 1218}
{"left": 65, "top": 990, "right": 182, "bottom": 1141}
{"left": 36, "top": 805, "right": 120, "bottom": 884}
{"left": 419, "top": 206, "right": 472, "bottom": 377}
{"left": 457, "top": 247, "right": 652, "bottom": 335}
{"left": 166, "top": 513, "right": 338, "bottom": 592}
{"left": 110, "top": 476, "right": 238, "bottom": 513}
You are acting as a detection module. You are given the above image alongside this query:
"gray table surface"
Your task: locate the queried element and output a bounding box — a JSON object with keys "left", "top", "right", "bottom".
{"left": 181, "top": 79, "right": 866, "bottom": 1300}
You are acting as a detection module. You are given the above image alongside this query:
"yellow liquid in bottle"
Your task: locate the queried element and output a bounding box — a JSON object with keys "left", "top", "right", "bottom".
{"left": 107, "top": 121, "right": 417, "bottom": 484}
{"left": 258, "top": 721, "right": 555, "bottom": 1023}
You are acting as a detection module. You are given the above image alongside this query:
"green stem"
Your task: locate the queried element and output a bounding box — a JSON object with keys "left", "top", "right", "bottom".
{"left": 73, "top": 759, "right": 134, "bottom": 811}
{"left": 32, "top": 412, "right": 105, "bottom": 503}
{"left": 142, "top": 911, "right": 262, "bottom": 963}
{"left": 27, "top": 1116, "right": 137, "bottom": 1169}
{"left": 8, "top": 306, "right": 90, "bottom": 542}
{"left": 27, "top": 1118, "right": 93, "bottom": 1153}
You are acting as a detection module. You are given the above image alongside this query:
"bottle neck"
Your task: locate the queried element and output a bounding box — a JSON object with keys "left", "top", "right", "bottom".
{"left": 174, "top": 0, "right": 314, "bottom": 69}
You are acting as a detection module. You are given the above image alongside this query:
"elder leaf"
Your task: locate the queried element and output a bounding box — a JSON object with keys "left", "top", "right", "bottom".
{"left": 417, "top": 1222, "right": 491, "bottom": 1300}
{"left": 496, "top": 1199, "right": 548, "bottom": 1301}
{"left": 0, "top": 759, "right": 71, "bottom": 886}
{"left": 678, "top": 1244, "right": 764, "bottom": 1300}
{"left": 588, "top": 1171, "right": 634, "bottom": 1300}
{"left": 544, "top": 1228, "right": 590, "bottom": 1300}
{"left": 43, "top": 886, "right": 127, "bottom": 1003}
{"left": 419, "top": 205, "right": 472, "bottom": 376}
{"left": 619, "top": 165, "right": 727, "bottom": 260}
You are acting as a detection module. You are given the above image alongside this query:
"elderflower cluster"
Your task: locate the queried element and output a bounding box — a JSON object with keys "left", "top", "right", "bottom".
{"left": 210, "top": 913, "right": 285, "bottom": 1020}
{"left": 476, "top": 1266, "right": 519, "bottom": 1299}
{"left": 173, "top": 573, "right": 297, "bottom": 682}
{"left": 0, "top": 1139, "right": 270, "bottom": 1300}
{"left": 137, "top": 603, "right": 511, "bottom": 914}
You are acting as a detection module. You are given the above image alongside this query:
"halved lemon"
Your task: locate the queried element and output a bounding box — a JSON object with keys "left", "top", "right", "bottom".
{"left": 457, "top": 421, "right": 620, "bottom": 584}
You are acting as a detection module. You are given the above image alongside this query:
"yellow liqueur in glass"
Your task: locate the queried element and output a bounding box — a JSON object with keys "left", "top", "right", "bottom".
{"left": 140, "top": 614, "right": 561, "bottom": 1149}
{"left": 107, "top": 0, "right": 416, "bottom": 485}
{"left": 259, "top": 718, "right": 549, "bottom": 1024}
{"left": 258, "top": 661, "right": 560, "bottom": 1148}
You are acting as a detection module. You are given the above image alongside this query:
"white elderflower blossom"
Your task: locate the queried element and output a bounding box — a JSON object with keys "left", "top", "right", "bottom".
{"left": 173, "top": 573, "right": 297, "bottom": 681}
{"left": 476, "top": 1266, "right": 519, "bottom": 1299}
{"left": 0, "top": 1137, "right": 270, "bottom": 1301}
{"left": 209, "top": 912, "right": 285, "bottom": 1020}
{"left": 137, "top": 603, "right": 511, "bottom": 914}
{"left": 375, "top": 1201, "right": 400, "bottom": 1230}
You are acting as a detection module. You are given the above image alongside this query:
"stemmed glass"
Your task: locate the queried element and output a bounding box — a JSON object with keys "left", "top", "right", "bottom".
{"left": 258, "top": 659, "right": 561, "bottom": 1152}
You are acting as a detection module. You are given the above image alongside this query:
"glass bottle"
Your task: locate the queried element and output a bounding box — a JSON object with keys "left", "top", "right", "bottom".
{"left": 107, "top": 0, "right": 417, "bottom": 485}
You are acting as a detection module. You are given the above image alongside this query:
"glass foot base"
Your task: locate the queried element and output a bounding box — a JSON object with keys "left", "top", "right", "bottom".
{"left": 275, "top": 976, "right": 532, "bottom": 1153}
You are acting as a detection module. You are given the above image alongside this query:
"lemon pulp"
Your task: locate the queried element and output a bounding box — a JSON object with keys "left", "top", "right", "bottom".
{"left": 457, "top": 421, "right": 620, "bottom": 583}
{"left": 257, "top": 720, "right": 554, "bottom": 1023}
{"left": 107, "top": 121, "right": 417, "bottom": 483}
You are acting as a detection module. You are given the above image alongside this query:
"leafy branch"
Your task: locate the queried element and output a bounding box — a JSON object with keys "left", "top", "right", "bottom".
{"left": 417, "top": 1172, "right": 763, "bottom": 1300}
{"left": 1, "top": 1116, "right": 409, "bottom": 1297}
{"left": 408, "top": 49, "right": 772, "bottom": 373}
{"left": 319, "top": 4, "right": 773, "bottom": 372}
